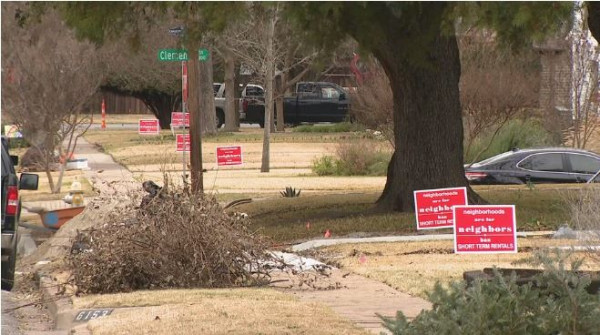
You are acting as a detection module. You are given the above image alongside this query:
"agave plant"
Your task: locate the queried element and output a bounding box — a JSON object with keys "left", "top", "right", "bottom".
{"left": 280, "top": 186, "right": 301, "bottom": 198}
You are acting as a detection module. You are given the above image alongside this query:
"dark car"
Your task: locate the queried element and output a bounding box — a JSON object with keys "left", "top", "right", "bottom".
{"left": 2, "top": 137, "right": 38, "bottom": 291}
{"left": 465, "top": 148, "right": 600, "bottom": 185}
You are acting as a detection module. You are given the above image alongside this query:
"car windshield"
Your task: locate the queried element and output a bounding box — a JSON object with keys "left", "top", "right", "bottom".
{"left": 470, "top": 151, "right": 515, "bottom": 168}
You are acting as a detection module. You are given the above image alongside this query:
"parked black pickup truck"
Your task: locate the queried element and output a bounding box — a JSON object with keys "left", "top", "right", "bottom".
{"left": 245, "top": 82, "right": 350, "bottom": 127}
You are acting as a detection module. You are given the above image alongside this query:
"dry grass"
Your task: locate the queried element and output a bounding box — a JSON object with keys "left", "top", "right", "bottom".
{"left": 317, "top": 238, "right": 600, "bottom": 299}
{"left": 88, "top": 113, "right": 156, "bottom": 125}
{"left": 76, "top": 288, "right": 368, "bottom": 335}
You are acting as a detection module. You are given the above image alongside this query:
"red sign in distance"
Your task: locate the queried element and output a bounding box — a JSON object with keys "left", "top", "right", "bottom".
{"left": 138, "top": 119, "right": 160, "bottom": 135}
{"left": 216, "top": 146, "right": 243, "bottom": 166}
{"left": 413, "top": 187, "right": 467, "bottom": 230}
{"left": 171, "top": 112, "right": 190, "bottom": 128}
{"left": 176, "top": 134, "right": 190, "bottom": 152}
{"left": 453, "top": 205, "right": 517, "bottom": 254}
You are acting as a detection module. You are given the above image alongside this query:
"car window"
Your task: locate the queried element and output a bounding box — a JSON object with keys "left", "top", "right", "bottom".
{"left": 213, "top": 84, "right": 222, "bottom": 97}
{"left": 470, "top": 151, "right": 515, "bottom": 168}
{"left": 518, "top": 153, "right": 564, "bottom": 172}
{"left": 1, "top": 143, "right": 11, "bottom": 178}
{"left": 321, "top": 87, "right": 340, "bottom": 99}
{"left": 297, "top": 83, "right": 319, "bottom": 98}
{"left": 568, "top": 154, "right": 600, "bottom": 174}
{"left": 245, "top": 86, "right": 264, "bottom": 97}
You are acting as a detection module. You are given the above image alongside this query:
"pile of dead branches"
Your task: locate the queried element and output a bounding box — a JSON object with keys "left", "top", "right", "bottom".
{"left": 70, "top": 185, "right": 274, "bottom": 294}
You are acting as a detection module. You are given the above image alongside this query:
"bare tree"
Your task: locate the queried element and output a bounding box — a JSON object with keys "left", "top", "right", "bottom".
{"left": 459, "top": 30, "right": 540, "bottom": 165}
{"left": 223, "top": 3, "right": 322, "bottom": 171}
{"left": 567, "top": 4, "right": 600, "bottom": 149}
{"left": 1, "top": 4, "right": 106, "bottom": 193}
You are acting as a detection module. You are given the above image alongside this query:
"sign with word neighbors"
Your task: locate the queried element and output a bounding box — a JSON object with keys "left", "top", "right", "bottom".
{"left": 171, "top": 112, "right": 190, "bottom": 128}
{"left": 453, "top": 205, "right": 517, "bottom": 254}
{"left": 176, "top": 134, "right": 190, "bottom": 152}
{"left": 138, "top": 119, "right": 160, "bottom": 135}
{"left": 413, "top": 187, "right": 467, "bottom": 230}
{"left": 216, "top": 146, "right": 243, "bottom": 166}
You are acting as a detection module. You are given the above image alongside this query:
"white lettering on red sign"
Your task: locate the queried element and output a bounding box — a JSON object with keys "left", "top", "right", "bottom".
{"left": 216, "top": 146, "right": 243, "bottom": 166}
{"left": 171, "top": 112, "right": 190, "bottom": 128}
{"left": 453, "top": 205, "right": 517, "bottom": 254}
{"left": 176, "top": 134, "right": 190, "bottom": 152}
{"left": 413, "top": 187, "right": 468, "bottom": 230}
{"left": 138, "top": 119, "right": 160, "bottom": 135}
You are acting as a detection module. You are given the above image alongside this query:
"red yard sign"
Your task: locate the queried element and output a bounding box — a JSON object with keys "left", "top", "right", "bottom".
{"left": 138, "top": 119, "right": 160, "bottom": 135}
{"left": 176, "top": 134, "right": 190, "bottom": 152}
{"left": 413, "top": 187, "right": 467, "bottom": 230}
{"left": 453, "top": 205, "right": 517, "bottom": 254}
{"left": 216, "top": 146, "right": 243, "bottom": 166}
{"left": 171, "top": 112, "right": 190, "bottom": 128}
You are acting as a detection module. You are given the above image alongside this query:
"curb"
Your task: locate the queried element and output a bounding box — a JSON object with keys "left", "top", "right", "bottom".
{"left": 291, "top": 231, "right": 555, "bottom": 252}
{"left": 35, "top": 272, "right": 76, "bottom": 332}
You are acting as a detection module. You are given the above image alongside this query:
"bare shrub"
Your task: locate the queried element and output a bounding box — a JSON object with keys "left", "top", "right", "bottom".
{"left": 70, "top": 185, "right": 274, "bottom": 294}
{"left": 565, "top": 186, "right": 600, "bottom": 263}
{"left": 348, "top": 59, "right": 394, "bottom": 146}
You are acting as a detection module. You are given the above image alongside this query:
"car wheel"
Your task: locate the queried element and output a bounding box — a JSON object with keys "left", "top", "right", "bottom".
{"left": 1, "top": 253, "right": 16, "bottom": 291}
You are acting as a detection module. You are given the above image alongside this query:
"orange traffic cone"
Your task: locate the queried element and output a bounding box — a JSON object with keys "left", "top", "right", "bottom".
{"left": 324, "top": 229, "right": 331, "bottom": 238}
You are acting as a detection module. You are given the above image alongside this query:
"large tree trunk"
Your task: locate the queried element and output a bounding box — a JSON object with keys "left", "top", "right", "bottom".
{"left": 374, "top": 18, "right": 484, "bottom": 212}
{"left": 224, "top": 48, "right": 238, "bottom": 132}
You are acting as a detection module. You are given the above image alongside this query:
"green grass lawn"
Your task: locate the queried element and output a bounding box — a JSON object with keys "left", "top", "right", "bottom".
{"left": 233, "top": 185, "right": 576, "bottom": 244}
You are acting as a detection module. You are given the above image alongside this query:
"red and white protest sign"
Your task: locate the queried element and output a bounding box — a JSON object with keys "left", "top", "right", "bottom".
{"left": 138, "top": 119, "right": 160, "bottom": 135}
{"left": 171, "top": 112, "right": 190, "bottom": 128}
{"left": 176, "top": 134, "right": 190, "bottom": 152}
{"left": 216, "top": 146, "right": 243, "bottom": 166}
{"left": 453, "top": 205, "right": 517, "bottom": 254}
{"left": 413, "top": 187, "right": 467, "bottom": 230}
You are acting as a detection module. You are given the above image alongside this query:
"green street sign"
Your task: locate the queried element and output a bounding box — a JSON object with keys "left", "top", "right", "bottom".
{"left": 158, "top": 49, "right": 188, "bottom": 62}
{"left": 198, "top": 48, "right": 210, "bottom": 62}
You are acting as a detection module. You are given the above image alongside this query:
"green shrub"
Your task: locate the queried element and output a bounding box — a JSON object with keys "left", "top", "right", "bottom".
{"left": 311, "top": 141, "right": 391, "bottom": 176}
{"left": 465, "top": 119, "right": 559, "bottom": 164}
{"left": 292, "top": 122, "right": 364, "bottom": 133}
{"left": 380, "top": 251, "right": 600, "bottom": 335}
{"left": 312, "top": 155, "right": 339, "bottom": 176}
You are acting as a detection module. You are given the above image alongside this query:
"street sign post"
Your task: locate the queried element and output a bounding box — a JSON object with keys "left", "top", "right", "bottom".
{"left": 413, "top": 187, "right": 468, "bottom": 230}
{"left": 453, "top": 205, "right": 517, "bottom": 254}
{"left": 138, "top": 119, "right": 160, "bottom": 135}
{"left": 158, "top": 49, "right": 188, "bottom": 62}
{"left": 216, "top": 146, "right": 243, "bottom": 166}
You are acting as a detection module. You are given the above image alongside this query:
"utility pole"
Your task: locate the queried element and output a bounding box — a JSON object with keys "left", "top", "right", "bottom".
{"left": 170, "top": 26, "right": 204, "bottom": 193}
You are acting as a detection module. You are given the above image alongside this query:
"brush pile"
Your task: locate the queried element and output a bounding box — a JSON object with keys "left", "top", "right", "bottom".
{"left": 70, "top": 182, "right": 274, "bottom": 294}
